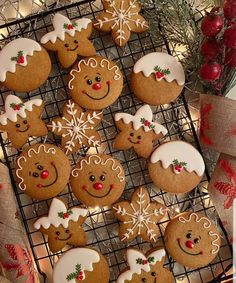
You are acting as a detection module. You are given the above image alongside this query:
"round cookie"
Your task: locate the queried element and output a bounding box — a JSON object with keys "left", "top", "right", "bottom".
{"left": 0, "top": 95, "right": 48, "bottom": 149}
{"left": 41, "top": 13, "right": 96, "bottom": 68}
{"left": 117, "top": 248, "right": 174, "bottom": 283}
{"left": 15, "top": 143, "right": 70, "bottom": 200}
{"left": 131, "top": 52, "right": 185, "bottom": 105}
{"left": 70, "top": 154, "right": 125, "bottom": 207}
{"left": 148, "top": 141, "right": 205, "bottom": 194}
{"left": 68, "top": 56, "right": 123, "bottom": 110}
{"left": 53, "top": 247, "right": 110, "bottom": 283}
{"left": 114, "top": 104, "right": 167, "bottom": 158}
{"left": 0, "top": 38, "right": 51, "bottom": 92}
{"left": 164, "top": 212, "right": 221, "bottom": 268}
{"left": 34, "top": 198, "right": 88, "bottom": 253}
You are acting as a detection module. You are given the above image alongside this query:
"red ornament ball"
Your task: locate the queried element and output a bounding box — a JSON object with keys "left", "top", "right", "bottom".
{"left": 200, "top": 62, "right": 222, "bottom": 82}
{"left": 224, "top": 0, "right": 236, "bottom": 20}
{"left": 224, "top": 49, "right": 236, "bottom": 67}
{"left": 201, "top": 14, "right": 223, "bottom": 37}
{"left": 223, "top": 25, "right": 236, "bottom": 48}
{"left": 200, "top": 39, "right": 219, "bottom": 60}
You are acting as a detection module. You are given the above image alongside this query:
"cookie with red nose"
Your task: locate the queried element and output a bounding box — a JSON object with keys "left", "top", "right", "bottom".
{"left": 70, "top": 154, "right": 125, "bottom": 207}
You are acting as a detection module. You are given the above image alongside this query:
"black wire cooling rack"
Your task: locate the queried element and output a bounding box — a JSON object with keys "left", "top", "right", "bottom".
{"left": 0, "top": 1, "right": 233, "bottom": 282}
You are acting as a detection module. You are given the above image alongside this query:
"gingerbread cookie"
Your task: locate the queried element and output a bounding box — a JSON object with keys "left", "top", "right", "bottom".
{"left": 94, "top": 0, "right": 148, "bottom": 47}
{"left": 0, "top": 95, "right": 47, "bottom": 149}
{"left": 41, "top": 13, "right": 96, "bottom": 68}
{"left": 34, "top": 198, "right": 87, "bottom": 253}
{"left": 53, "top": 247, "right": 110, "bottom": 283}
{"left": 114, "top": 104, "right": 167, "bottom": 158}
{"left": 68, "top": 56, "right": 123, "bottom": 110}
{"left": 48, "top": 100, "right": 102, "bottom": 155}
{"left": 148, "top": 141, "right": 205, "bottom": 194}
{"left": 113, "top": 187, "right": 167, "bottom": 242}
{"left": 0, "top": 38, "right": 51, "bottom": 92}
{"left": 164, "top": 212, "right": 221, "bottom": 268}
{"left": 70, "top": 154, "right": 125, "bottom": 207}
{"left": 131, "top": 52, "right": 185, "bottom": 105}
{"left": 15, "top": 143, "right": 70, "bottom": 200}
{"left": 117, "top": 248, "right": 174, "bottom": 283}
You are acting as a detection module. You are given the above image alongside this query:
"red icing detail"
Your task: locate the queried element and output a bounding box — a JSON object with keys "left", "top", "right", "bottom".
{"left": 144, "top": 120, "right": 151, "bottom": 127}
{"left": 17, "top": 56, "right": 24, "bottom": 64}
{"left": 82, "top": 185, "right": 87, "bottom": 190}
{"left": 14, "top": 105, "right": 20, "bottom": 110}
{"left": 41, "top": 170, "right": 49, "bottom": 179}
{"left": 93, "top": 182, "right": 103, "bottom": 190}
{"left": 156, "top": 71, "right": 164, "bottom": 79}
{"left": 68, "top": 24, "right": 73, "bottom": 30}
{"left": 0, "top": 183, "right": 6, "bottom": 190}
{"left": 137, "top": 141, "right": 141, "bottom": 144}
{"left": 63, "top": 213, "right": 69, "bottom": 219}
{"left": 92, "top": 83, "right": 101, "bottom": 90}
{"left": 185, "top": 240, "right": 194, "bottom": 249}
{"left": 37, "top": 184, "right": 42, "bottom": 188}
{"left": 142, "top": 260, "right": 148, "bottom": 264}
{"left": 200, "top": 103, "right": 213, "bottom": 146}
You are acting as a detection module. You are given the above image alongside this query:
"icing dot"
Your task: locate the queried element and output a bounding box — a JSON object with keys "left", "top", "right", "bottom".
{"left": 138, "top": 215, "right": 144, "bottom": 222}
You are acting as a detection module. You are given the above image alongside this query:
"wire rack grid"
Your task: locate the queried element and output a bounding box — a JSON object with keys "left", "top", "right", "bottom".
{"left": 0, "top": 1, "right": 233, "bottom": 282}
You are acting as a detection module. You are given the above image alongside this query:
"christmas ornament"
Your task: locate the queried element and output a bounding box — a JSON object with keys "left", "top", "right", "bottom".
{"left": 224, "top": 49, "right": 236, "bottom": 68}
{"left": 223, "top": 0, "right": 236, "bottom": 20}
{"left": 200, "top": 61, "right": 222, "bottom": 82}
{"left": 201, "top": 13, "right": 223, "bottom": 37}
{"left": 223, "top": 25, "right": 236, "bottom": 49}
{"left": 200, "top": 39, "right": 219, "bottom": 60}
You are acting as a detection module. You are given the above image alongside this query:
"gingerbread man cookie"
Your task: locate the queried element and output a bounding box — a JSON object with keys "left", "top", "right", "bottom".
{"left": 70, "top": 154, "right": 125, "bottom": 207}
{"left": 68, "top": 56, "right": 123, "bottom": 110}
{"left": 117, "top": 248, "right": 174, "bottom": 283}
{"left": 15, "top": 143, "right": 70, "bottom": 200}
{"left": 0, "top": 95, "right": 47, "bottom": 149}
{"left": 0, "top": 38, "right": 51, "bottom": 92}
{"left": 53, "top": 247, "right": 110, "bottom": 283}
{"left": 164, "top": 212, "right": 221, "bottom": 268}
{"left": 34, "top": 198, "right": 88, "bottom": 253}
{"left": 48, "top": 100, "right": 102, "bottom": 155}
{"left": 114, "top": 104, "right": 167, "bottom": 158}
{"left": 113, "top": 187, "right": 167, "bottom": 242}
{"left": 41, "top": 13, "right": 96, "bottom": 68}
{"left": 94, "top": 0, "right": 149, "bottom": 47}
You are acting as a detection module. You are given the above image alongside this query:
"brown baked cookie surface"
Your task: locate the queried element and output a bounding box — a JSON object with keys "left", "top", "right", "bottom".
{"left": 131, "top": 52, "right": 185, "bottom": 105}
{"left": 68, "top": 56, "right": 123, "bottom": 110}
{"left": 15, "top": 143, "right": 70, "bottom": 200}
{"left": 0, "top": 95, "right": 47, "bottom": 149}
{"left": 164, "top": 212, "right": 221, "bottom": 268}
{"left": 70, "top": 154, "right": 125, "bottom": 207}
{"left": 41, "top": 13, "right": 96, "bottom": 68}
{"left": 0, "top": 38, "right": 51, "bottom": 92}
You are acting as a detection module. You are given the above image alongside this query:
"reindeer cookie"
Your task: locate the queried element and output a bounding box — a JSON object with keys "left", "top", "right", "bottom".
{"left": 34, "top": 198, "right": 88, "bottom": 253}
{"left": 117, "top": 248, "right": 174, "bottom": 283}
{"left": 41, "top": 13, "right": 96, "bottom": 68}
{"left": 164, "top": 212, "right": 221, "bottom": 268}
{"left": 0, "top": 95, "right": 47, "bottom": 149}
{"left": 114, "top": 104, "right": 167, "bottom": 158}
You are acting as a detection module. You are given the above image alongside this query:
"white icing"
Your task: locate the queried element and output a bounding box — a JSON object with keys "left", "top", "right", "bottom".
{"left": 117, "top": 249, "right": 166, "bottom": 283}
{"left": 16, "top": 156, "right": 27, "bottom": 191}
{"left": 0, "top": 38, "right": 42, "bottom": 82}
{"left": 133, "top": 52, "right": 185, "bottom": 86}
{"left": 209, "top": 231, "right": 220, "bottom": 254}
{"left": 41, "top": 13, "right": 91, "bottom": 44}
{"left": 34, "top": 198, "right": 88, "bottom": 229}
{"left": 115, "top": 104, "right": 167, "bottom": 135}
{"left": 68, "top": 57, "right": 121, "bottom": 90}
{"left": 72, "top": 154, "right": 124, "bottom": 182}
{"left": 150, "top": 141, "right": 205, "bottom": 176}
{"left": 0, "top": 95, "right": 43, "bottom": 125}
{"left": 53, "top": 248, "right": 100, "bottom": 283}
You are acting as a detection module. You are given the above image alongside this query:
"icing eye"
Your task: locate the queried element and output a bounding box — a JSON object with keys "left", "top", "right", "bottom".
{"left": 74, "top": 40, "right": 78, "bottom": 44}
{"left": 194, "top": 238, "right": 200, "bottom": 244}
{"left": 141, "top": 278, "right": 147, "bottom": 282}
{"left": 137, "top": 135, "right": 142, "bottom": 139}
{"left": 89, "top": 175, "right": 95, "bottom": 181}
{"left": 130, "top": 133, "right": 134, "bottom": 137}
{"left": 100, "top": 175, "right": 105, "bottom": 181}
{"left": 186, "top": 233, "right": 192, "bottom": 239}
{"left": 37, "top": 165, "right": 43, "bottom": 170}
{"left": 64, "top": 43, "right": 69, "bottom": 47}
{"left": 87, "top": 79, "right": 92, "bottom": 85}
{"left": 151, "top": 272, "right": 156, "bottom": 277}
{"left": 95, "top": 76, "right": 101, "bottom": 82}
{"left": 32, "top": 172, "right": 39, "bottom": 178}
{"left": 66, "top": 229, "right": 70, "bottom": 234}
{"left": 15, "top": 124, "right": 20, "bottom": 128}
{"left": 23, "top": 120, "right": 27, "bottom": 124}
{"left": 55, "top": 231, "right": 60, "bottom": 236}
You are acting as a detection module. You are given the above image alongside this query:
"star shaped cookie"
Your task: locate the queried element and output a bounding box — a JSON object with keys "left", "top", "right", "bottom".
{"left": 0, "top": 95, "right": 47, "bottom": 149}
{"left": 94, "top": 0, "right": 149, "bottom": 46}
{"left": 112, "top": 187, "right": 167, "bottom": 242}
{"left": 48, "top": 100, "right": 103, "bottom": 155}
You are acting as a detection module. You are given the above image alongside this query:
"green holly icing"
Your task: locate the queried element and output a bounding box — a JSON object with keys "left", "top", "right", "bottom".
{"left": 63, "top": 22, "right": 78, "bottom": 30}
{"left": 11, "top": 51, "right": 25, "bottom": 64}
{"left": 66, "top": 264, "right": 84, "bottom": 281}
{"left": 173, "top": 159, "right": 187, "bottom": 173}
{"left": 140, "top": 118, "right": 155, "bottom": 130}
{"left": 10, "top": 102, "right": 24, "bottom": 111}
{"left": 154, "top": 65, "right": 171, "bottom": 79}
{"left": 136, "top": 257, "right": 155, "bottom": 265}
{"left": 58, "top": 209, "right": 73, "bottom": 219}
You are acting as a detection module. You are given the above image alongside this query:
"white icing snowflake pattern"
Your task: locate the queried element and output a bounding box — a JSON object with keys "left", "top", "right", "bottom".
{"left": 113, "top": 187, "right": 167, "bottom": 242}
{"left": 49, "top": 100, "right": 102, "bottom": 154}
{"left": 94, "top": 0, "right": 148, "bottom": 46}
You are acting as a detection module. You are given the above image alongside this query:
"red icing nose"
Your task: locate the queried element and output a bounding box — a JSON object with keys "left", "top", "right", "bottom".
{"left": 92, "top": 83, "right": 101, "bottom": 90}
{"left": 93, "top": 182, "right": 103, "bottom": 190}
{"left": 41, "top": 170, "right": 49, "bottom": 179}
{"left": 185, "top": 240, "right": 194, "bottom": 249}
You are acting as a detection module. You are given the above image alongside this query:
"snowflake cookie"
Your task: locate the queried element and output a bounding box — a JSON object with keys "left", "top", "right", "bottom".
{"left": 112, "top": 187, "right": 167, "bottom": 242}
{"left": 94, "top": 0, "right": 149, "bottom": 47}
{"left": 48, "top": 100, "right": 103, "bottom": 155}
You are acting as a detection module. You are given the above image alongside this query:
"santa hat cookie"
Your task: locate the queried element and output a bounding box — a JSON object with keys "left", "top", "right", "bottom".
{"left": 131, "top": 52, "right": 185, "bottom": 105}
{"left": 0, "top": 38, "right": 51, "bottom": 92}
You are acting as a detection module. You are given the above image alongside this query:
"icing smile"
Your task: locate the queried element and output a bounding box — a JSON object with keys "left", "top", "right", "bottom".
{"left": 57, "top": 234, "right": 72, "bottom": 241}
{"left": 67, "top": 45, "right": 78, "bottom": 51}
{"left": 17, "top": 125, "right": 30, "bottom": 132}
{"left": 177, "top": 239, "right": 202, "bottom": 256}
{"left": 128, "top": 137, "right": 140, "bottom": 145}
{"left": 82, "top": 81, "right": 110, "bottom": 100}
{"left": 84, "top": 184, "right": 113, "bottom": 198}
{"left": 37, "top": 162, "right": 58, "bottom": 188}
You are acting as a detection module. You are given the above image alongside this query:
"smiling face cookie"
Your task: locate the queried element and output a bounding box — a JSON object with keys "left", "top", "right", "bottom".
{"left": 117, "top": 248, "right": 174, "bottom": 283}
{"left": 68, "top": 56, "right": 123, "bottom": 110}
{"left": 41, "top": 13, "right": 96, "bottom": 68}
{"left": 34, "top": 198, "right": 88, "bottom": 253}
{"left": 16, "top": 143, "right": 70, "bottom": 200}
{"left": 164, "top": 212, "right": 221, "bottom": 268}
{"left": 70, "top": 154, "right": 125, "bottom": 207}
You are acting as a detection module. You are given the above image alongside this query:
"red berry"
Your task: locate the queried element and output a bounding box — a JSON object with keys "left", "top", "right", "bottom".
{"left": 223, "top": 25, "right": 236, "bottom": 49}
{"left": 63, "top": 213, "right": 69, "bottom": 219}
{"left": 200, "top": 39, "right": 219, "bottom": 60}
{"left": 224, "top": 0, "right": 236, "bottom": 20}
{"left": 19, "top": 56, "right": 24, "bottom": 63}
{"left": 14, "top": 105, "right": 20, "bottom": 110}
{"left": 156, "top": 71, "right": 164, "bottom": 79}
{"left": 200, "top": 61, "right": 222, "bottom": 82}
{"left": 201, "top": 14, "right": 223, "bottom": 36}
{"left": 224, "top": 49, "right": 236, "bottom": 67}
